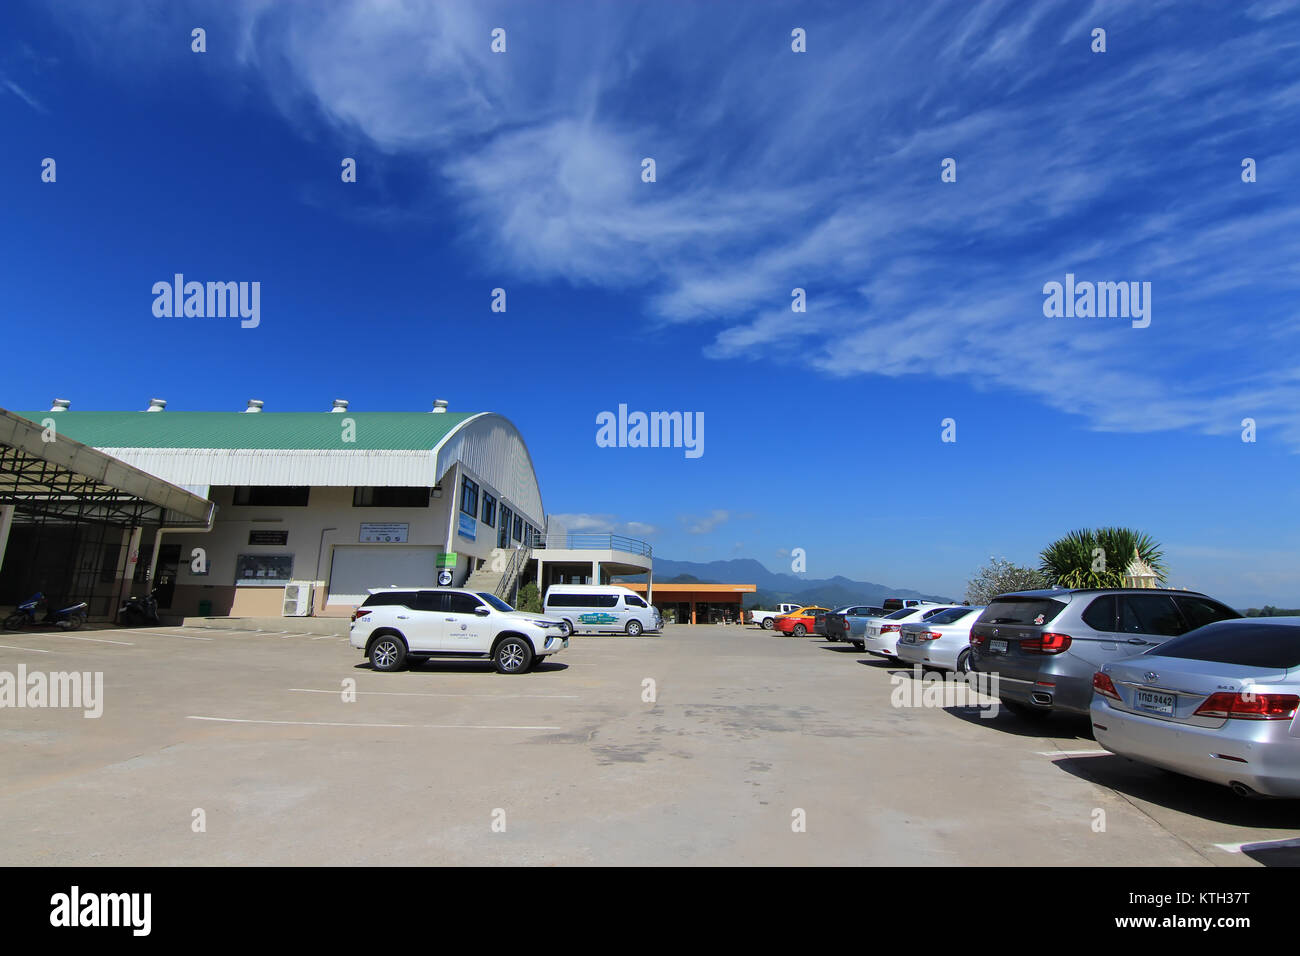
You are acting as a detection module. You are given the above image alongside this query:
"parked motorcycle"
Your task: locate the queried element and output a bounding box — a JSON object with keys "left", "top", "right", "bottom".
{"left": 117, "top": 587, "right": 161, "bottom": 627}
{"left": 3, "top": 592, "right": 88, "bottom": 631}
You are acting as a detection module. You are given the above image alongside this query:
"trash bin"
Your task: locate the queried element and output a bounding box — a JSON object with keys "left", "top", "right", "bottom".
{"left": 197, "top": 600, "right": 212, "bottom": 617}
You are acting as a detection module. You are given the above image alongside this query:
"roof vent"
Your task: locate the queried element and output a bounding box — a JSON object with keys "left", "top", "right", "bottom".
{"left": 145, "top": 398, "right": 167, "bottom": 412}
{"left": 244, "top": 400, "right": 264, "bottom": 413}
{"left": 49, "top": 399, "right": 70, "bottom": 412}
{"left": 331, "top": 399, "right": 349, "bottom": 413}
{"left": 431, "top": 399, "right": 449, "bottom": 414}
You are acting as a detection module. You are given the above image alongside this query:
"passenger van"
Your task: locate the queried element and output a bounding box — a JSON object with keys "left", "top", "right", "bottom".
{"left": 543, "top": 584, "right": 663, "bottom": 636}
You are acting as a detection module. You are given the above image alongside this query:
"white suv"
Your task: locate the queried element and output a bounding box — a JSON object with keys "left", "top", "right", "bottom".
{"left": 349, "top": 588, "right": 569, "bottom": 674}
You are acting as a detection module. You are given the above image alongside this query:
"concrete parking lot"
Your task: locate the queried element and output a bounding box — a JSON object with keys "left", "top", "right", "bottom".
{"left": 2, "top": 622, "right": 1298, "bottom": 865}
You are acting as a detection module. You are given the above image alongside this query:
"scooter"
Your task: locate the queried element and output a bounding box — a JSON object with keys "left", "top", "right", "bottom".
{"left": 3, "top": 593, "right": 87, "bottom": 631}
{"left": 117, "top": 587, "right": 160, "bottom": 627}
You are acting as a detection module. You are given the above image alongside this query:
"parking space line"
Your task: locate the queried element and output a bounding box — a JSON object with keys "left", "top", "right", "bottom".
{"left": 188, "top": 715, "right": 561, "bottom": 730}
{"left": 129, "top": 630, "right": 214, "bottom": 641}
{"left": 1035, "top": 749, "right": 1108, "bottom": 757}
{"left": 288, "top": 687, "right": 579, "bottom": 699}
{"left": 0, "top": 643, "right": 53, "bottom": 653}
{"left": 19, "top": 634, "right": 135, "bottom": 646}
{"left": 310, "top": 635, "right": 339, "bottom": 640}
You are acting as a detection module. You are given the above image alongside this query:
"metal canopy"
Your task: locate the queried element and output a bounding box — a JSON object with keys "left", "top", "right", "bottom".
{"left": 0, "top": 409, "right": 214, "bottom": 527}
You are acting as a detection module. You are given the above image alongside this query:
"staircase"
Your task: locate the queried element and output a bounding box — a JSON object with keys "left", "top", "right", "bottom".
{"left": 464, "top": 547, "right": 530, "bottom": 605}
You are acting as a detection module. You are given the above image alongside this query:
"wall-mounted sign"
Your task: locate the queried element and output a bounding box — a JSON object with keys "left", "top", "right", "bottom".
{"left": 457, "top": 512, "right": 477, "bottom": 542}
{"left": 235, "top": 554, "right": 294, "bottom": 586}
{"left": 248, "top": 530, "right": 289, "bottom": 546}
{"left": 437, "top": 568, "right": 454, "bottom": 586}
{"left": 360, "top": 522, "right": 409, "bottom": 543}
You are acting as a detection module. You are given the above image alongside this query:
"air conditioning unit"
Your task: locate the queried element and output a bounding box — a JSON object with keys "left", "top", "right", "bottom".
{"left": 283, "top": 581, "right": 314, "bottom": 617}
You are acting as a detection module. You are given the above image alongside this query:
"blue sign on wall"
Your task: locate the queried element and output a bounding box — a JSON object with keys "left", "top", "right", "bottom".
{"left": 458, "top": 512, "right": 477, "bottom": 542}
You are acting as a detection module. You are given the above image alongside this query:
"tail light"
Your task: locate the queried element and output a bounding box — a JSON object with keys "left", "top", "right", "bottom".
{"left": 1193, "top": 692, "right": 1300, "bottom": 720}
{"left": 1092, "top": 672, "right": 1121, "bottom": 701}
{"left": 351, "top": 608, "right": 372, "bottom": 624}
{"left": 970, "top": 633, "right": 987, "bottom": 648}
{"left": 924, "top": 631, "right": 942, "bottom": 641}
{"left": 882, "top": 624, "right": 900, "bottom": 633}
{"left": 1020, "top": 632, "right": 1071, "bottom": 654}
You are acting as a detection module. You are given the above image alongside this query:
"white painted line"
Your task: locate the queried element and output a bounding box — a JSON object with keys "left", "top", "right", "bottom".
{"left": 32, "top": 634, "right": 135, "bottom": 646}
{"left": 122, "top": 629, "right": 213, "bottom": 641}
{"left": 288, "top": 688, "right": 579, "bottom": 699}
{"left": 1036, "top": 749, "right": 1109, "bottom": 757}
{"left": 0, "top": 643, "right": 52, "bottom": 653}
{"left": 187, "top": 715, "right": 561, "bottom": 730}
{"left": 1216, "top": 837, "right": 1300, "bottom": 854}
{"left": 310, "top": 636, "right": 338, "bottom": 641}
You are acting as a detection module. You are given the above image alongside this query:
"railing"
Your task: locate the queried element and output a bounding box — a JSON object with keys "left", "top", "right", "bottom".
{"left": 495, "top": 545, "right": 530, "bottom": 604}
{"left": 528, "top": 532, "right": 652, "bottom": 558}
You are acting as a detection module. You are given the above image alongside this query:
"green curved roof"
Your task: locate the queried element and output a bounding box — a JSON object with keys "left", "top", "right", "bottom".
{"left": 13, "top": 411, "right": 478, "bottom": 451}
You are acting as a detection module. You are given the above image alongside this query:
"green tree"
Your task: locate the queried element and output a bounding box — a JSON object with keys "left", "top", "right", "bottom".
{"left": 516, "top": 582, "right": 542, "bottom": 613}
{"left": 1038, "top": 527, "right": 1166, "bottom": 589}
{"left": 965, "top": 557, "right": 1048, "bottom": 605}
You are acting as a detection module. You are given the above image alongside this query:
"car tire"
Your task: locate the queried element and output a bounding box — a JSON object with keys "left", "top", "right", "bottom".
{"left": 956, "top": 649, "right": 973, "bottom": 674}
{"left": 792, "top": 623, "right": 806, "bottom": 637}
{"left": 1001, "top": 699, "right": 1050, "bottom": 721}
{"left": 494, "top": 636, "right": 533, "bottom": 674}
{"left": 761, "top": 618, "right": 774, "bottom": 630}
{"left": 370, "top": 634, "right": 407, "bottom": 672}
{"left": 625, "top": 619, "right": 643, "bottom": 636}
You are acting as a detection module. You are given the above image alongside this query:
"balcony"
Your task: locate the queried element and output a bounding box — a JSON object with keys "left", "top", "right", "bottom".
{"left": 527, "top": 531, "right": 653, "bottom": 588}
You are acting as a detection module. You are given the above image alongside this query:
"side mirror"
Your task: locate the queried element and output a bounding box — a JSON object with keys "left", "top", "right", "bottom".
{"left": 474, "top": 606, "right": 491, "bottom": 616}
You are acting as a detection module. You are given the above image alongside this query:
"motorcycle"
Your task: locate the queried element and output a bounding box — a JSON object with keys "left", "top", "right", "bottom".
{"left": 117, "top": 587, "right": 161, "bottom": 627}
{"left": 3, "top": 592, "right": 88, "bottom": 631}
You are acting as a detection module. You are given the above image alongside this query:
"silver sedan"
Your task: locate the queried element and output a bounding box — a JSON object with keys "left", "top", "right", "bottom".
{"left": 1091, "top": 617, "right": 1300, "bottom": 798}
{"left": 895, "top": 606, "right": 985, "bottom": 673}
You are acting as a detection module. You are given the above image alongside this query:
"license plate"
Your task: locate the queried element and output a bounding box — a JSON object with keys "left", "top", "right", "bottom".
{"left": 1134, "top": 689, "right": 1175, "bottom": 716}
{"left": 902, "top": 634, "right": 916, "bottom": 644}
{"left": 990, "top": 639, "right": 1008, "bottom": 654}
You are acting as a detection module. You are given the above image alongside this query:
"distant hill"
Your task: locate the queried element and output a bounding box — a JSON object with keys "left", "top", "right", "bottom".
{"left": 617, "top": 557, "right": 953, "bottom": 607}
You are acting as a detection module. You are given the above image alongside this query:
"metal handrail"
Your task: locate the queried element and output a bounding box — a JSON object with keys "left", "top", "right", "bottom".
{"left": 495, "top": 545, "right": 530, "bottom": 604}
{"left": 528, "top": 532, "right": 652, "bottom": 558}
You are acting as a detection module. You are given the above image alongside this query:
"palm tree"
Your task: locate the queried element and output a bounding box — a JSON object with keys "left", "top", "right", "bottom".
{"left": 1039, "top": 528, "right": 1167, "bottom": 589}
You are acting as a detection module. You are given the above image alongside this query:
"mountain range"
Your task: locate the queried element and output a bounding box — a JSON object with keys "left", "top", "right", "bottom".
{"left": 618, "top": 557, "right": 955, "bottom": 608}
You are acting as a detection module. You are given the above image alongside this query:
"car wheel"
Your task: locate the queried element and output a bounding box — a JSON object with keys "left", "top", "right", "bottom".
{"left": 370, "top": 635, "right": 407, "bottom": 672}
{"left": 761, "top": 618, "right": 774, "bottom": 630}
{"left": 1001, "top": 699, "right": 1050, "bottom": 721}
{"left": 956, "top": 649, "right": 973, "bottom": 674}
{"left": 792, "top": 623, "right": 806, "bottom": 637}
{"left": 625, "top": 619, "right": 643, "bottom": 636}
{"left": 494, "top": 636, "right": 533, "bottom": 674}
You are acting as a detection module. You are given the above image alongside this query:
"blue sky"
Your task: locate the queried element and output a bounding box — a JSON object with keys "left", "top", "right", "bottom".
{"left": 3, "top": 0, "right": 1300, "bottom": 607}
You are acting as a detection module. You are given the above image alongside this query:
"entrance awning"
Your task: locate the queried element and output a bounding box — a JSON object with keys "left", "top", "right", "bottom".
{"left": 0, "top": 409, "right": 214, "bottom": 527}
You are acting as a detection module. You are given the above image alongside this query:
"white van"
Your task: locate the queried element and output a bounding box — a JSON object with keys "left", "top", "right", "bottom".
{"left": 543, "top": 584, "right": 662, "bottom": 636}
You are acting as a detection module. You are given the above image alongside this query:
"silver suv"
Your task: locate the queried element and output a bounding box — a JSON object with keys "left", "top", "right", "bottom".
{"left": 349, "top": 587, "right": 569, "bottom": 674}
{"left": 968, "top": 588, "right": 1240, "bottom": 718}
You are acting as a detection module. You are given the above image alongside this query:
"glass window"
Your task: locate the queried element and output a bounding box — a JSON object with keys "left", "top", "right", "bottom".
{"left": 1081, "top": 596, "right": 1117, "bottom": 633}
{"left": 625, "top": 595, "right": 648, "bottom": 608}
{"left": 361, "top": 590, "right": 415, "bottom": 608}
{"left": 593, "top": 594, "right": 618, "bottom": 608}
{"left": 926, "top": 607, "right": 976, "bottom": 625}
{"left": 482, "top": 493, "right": 497, "bottom": 527}
{"left": 477, "top": 593, "right": 515, "bottom": 613}
{"left": 1154, "top": 621, "right": 1300, "bottom": 668}
{"left": 1175, "top": 596, "right": 1241, "bottom": 632}
{"left": 498, "top": 506, "right": 513, "bottom": 548}
{"left": 447, "top": 592, "right": 483, "bottom": 614}
{"left": 1117, "top": 594, "right": 1184, "bottom": 637}
{"left": 977, "top": 598, "right": 1068, "bottom": 626}
{"left": 232, "top": 486, "right": 310, "bottom": 506}
{"left": 512, "top": 515, "right": 523, "bottom": 542}
{"left": 352, "top": 487, "right": 430, "bottom": 508}
{"left": 234, "top": 554, "right": 293, "bottom": 585}
{"left": 461, "top": 477, "right": 479, "bottom": 517}
{"left": 884, "top": 607, "right": 916, "bottom": 620}
{"left": 415, "top": 591, "right": 446, "bottom": 612}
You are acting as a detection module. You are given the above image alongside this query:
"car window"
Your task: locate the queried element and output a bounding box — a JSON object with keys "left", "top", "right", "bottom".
{"left": 446, "top": 593, "right": 484, "bottom": 614}
{"left": 1117, "top": 594, "right": 1184, "bottom": 636}
{"left": 1174, "top": 596, "right": 1241, "bottom": 631}
{"left": 1081, "top": 595, "right": 1117, "bottom": 633}
{"left": 625, "top": 595, "right": 648, "bottom": 608}
{"left": 884, "top": 608, "right": 915, "bottom": 620}
{"left": 978, "top": 598, "right": 1067, "bottom": 626}
{"left": 361, "top": 591, "right": 415, "bottom": 608}
{"left": 477, "top": 593, "right": 515, "bottom": 613}
{"left": 927, "top": 607, "right": 975, "bottom": 625}
{"left": 1152, "top": 621, "right": 1300, "bottom": 668}
{"left": 415, "top": 591, "right": 446, "bottom": 612}
{"left": 920, "top": 606, "right": 955, "bottom": 619}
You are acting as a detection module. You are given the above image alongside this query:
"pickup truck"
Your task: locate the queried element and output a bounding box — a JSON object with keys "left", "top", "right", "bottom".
{"left": 747, "top": 603, "right": 801, "bottom": 629}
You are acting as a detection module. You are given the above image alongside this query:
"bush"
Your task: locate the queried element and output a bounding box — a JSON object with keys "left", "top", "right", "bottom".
{"left": 516, "top": 582, "right": 542, "bottom": 613}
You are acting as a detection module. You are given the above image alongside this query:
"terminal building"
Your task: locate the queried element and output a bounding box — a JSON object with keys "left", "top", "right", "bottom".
{"left": 0, "top": 400, "right": 661, "bottom": 620}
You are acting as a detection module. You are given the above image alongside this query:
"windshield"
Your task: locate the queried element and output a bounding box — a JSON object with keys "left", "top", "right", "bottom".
{"left": 978, "top": 597, "right": 1066, "bottom": 626}
{"left": 926, "top": 607, "right": 977, "bottom": 625}
{"left": 477, "top": 593, "right": 516, "bottom": 613}
{"left": 884, "top": 607, "right": 917, "bottom": 620}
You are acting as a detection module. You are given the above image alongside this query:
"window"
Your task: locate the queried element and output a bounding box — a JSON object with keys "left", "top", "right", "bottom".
{"left": 232, "top": 486, "right": 310, "bottom": 506}
{"left": 447, "top": 592, "right": 484, "bottom": 614}
{"left": 977, "top": 597, "right": 1068, "bottom": 626}
{"left": 415, "top": 591, "right": 446, "bottom": 612}
{"left": 482, "top": 493, "right": 497, "bottom": 527}
{"left": 512, "top": 515, "right": 523, "bottom": 542}
{"left": 477, "top": 593, "right": 515, "bottom": 613}
{"left": 1174, "top": 596, "right": 1241, "bottom": 632}
{"left": 1081, "top": 596, "right": 1118, "bottom": 632}
{"left": 361, "top": 591, "right": 417, "bottom": 608}
{"left": 352, "top": 487, "right": 430, "bottom": 508}
{"left": 926, "top": 607, "right": 975, "bottom": 625}
{"left": 1117, "top": 594, "right": 1184, "bottom": 637}
{"left": 461, "top": 477, "right": 479, "bottom": 517}
{"left": 498, "top": 506, "right": 513, "bottom": 548}
{"left": 625, "top": 595, "right": 648, "bottom": 608}
{"left": 234, "top": 554, "right": 294, "bottom": 585}
{"left": 1155, "top": 621, "right": 1300, "bottom": 668}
